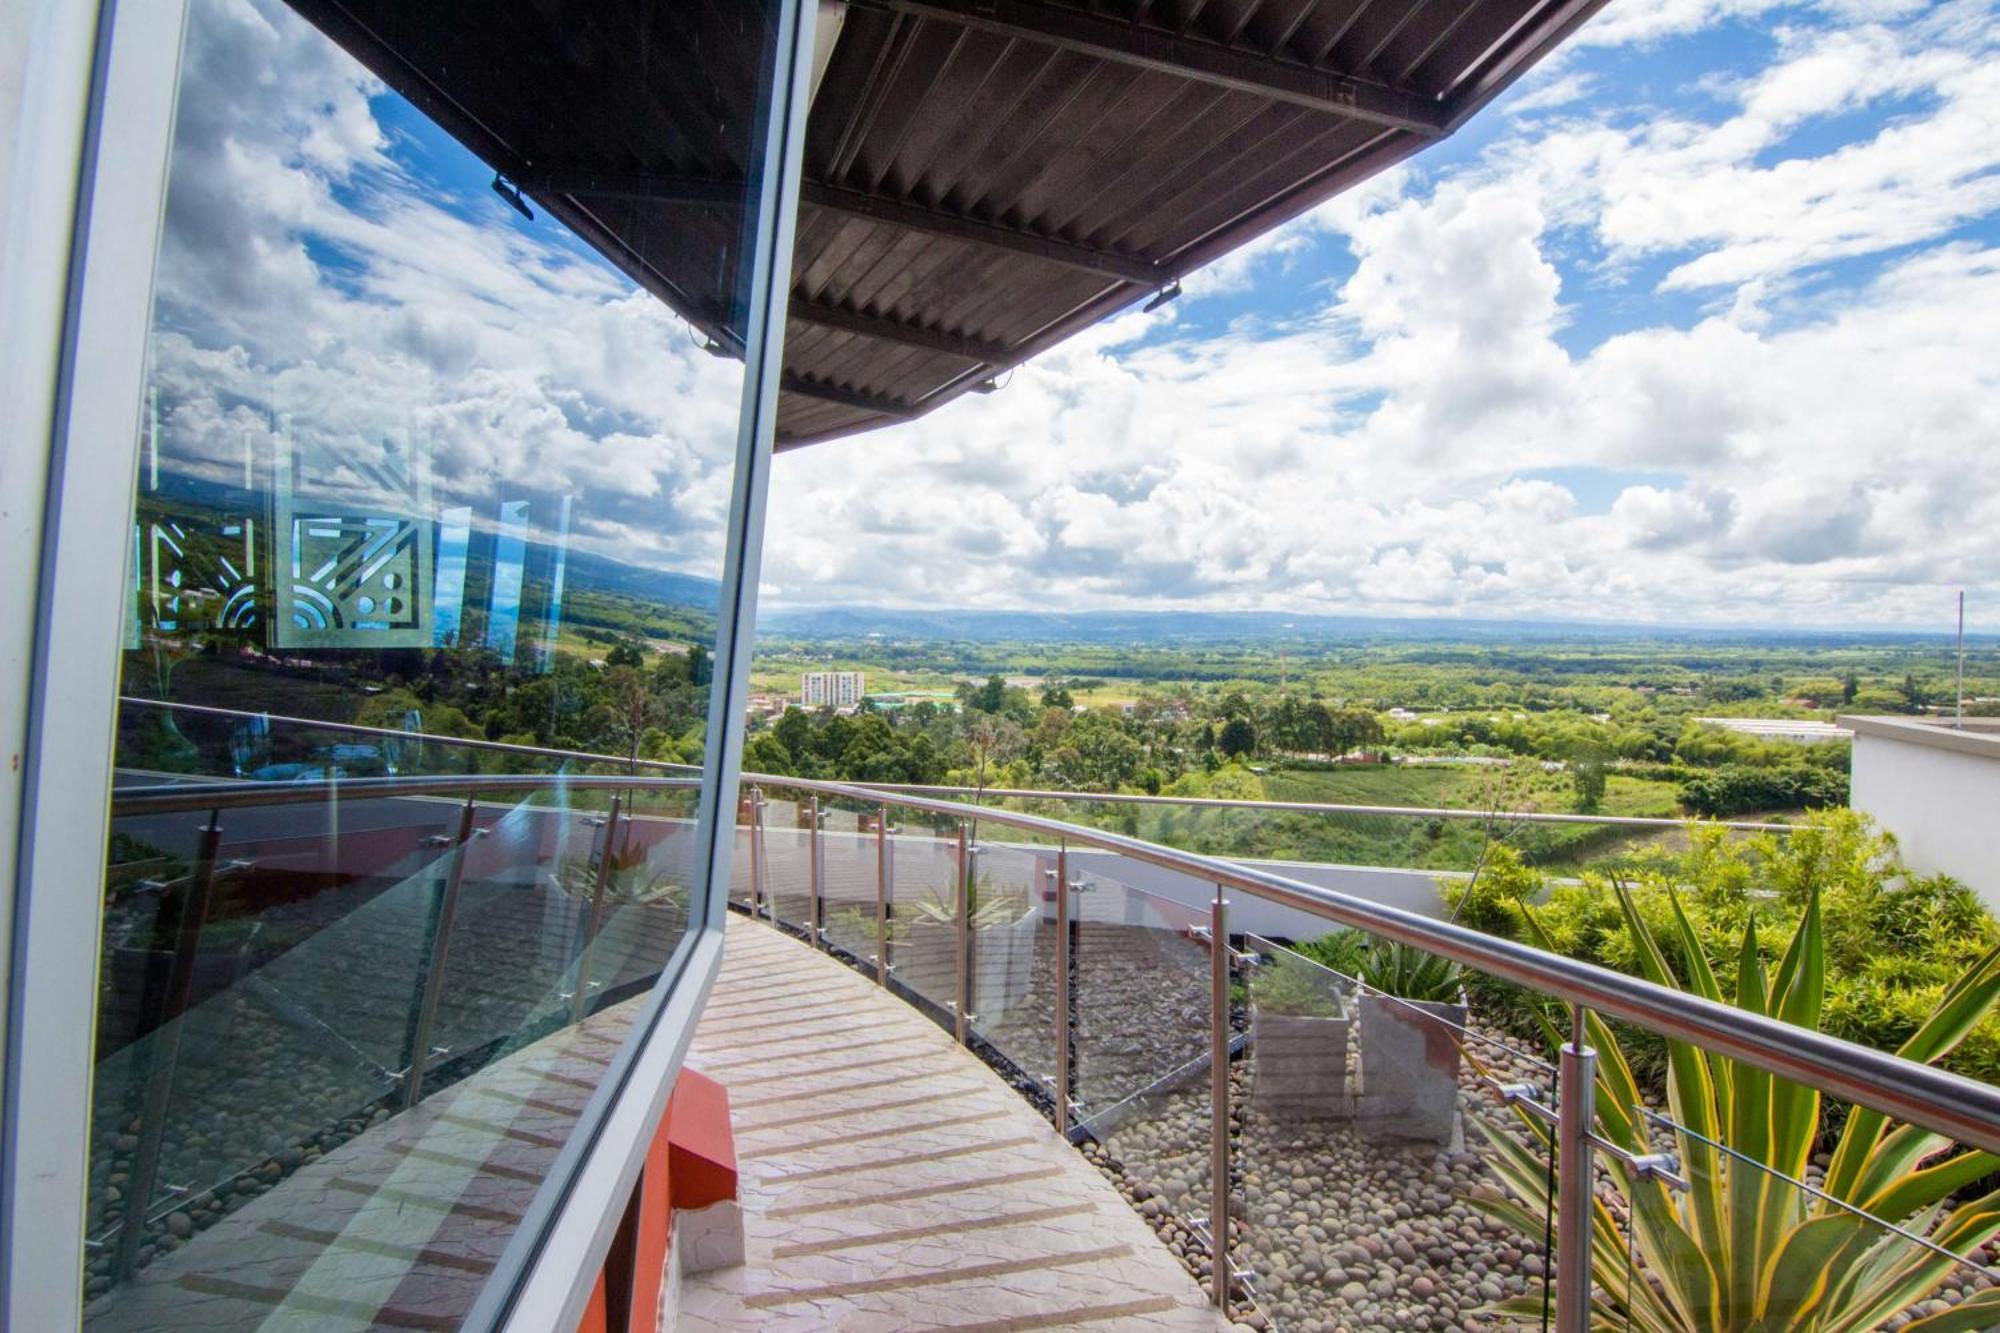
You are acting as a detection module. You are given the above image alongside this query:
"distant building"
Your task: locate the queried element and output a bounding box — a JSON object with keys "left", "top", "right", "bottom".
{"left": 802, "top": 670, "right": 864, "bottom": 709}
{"left": 745, "top": 692, "right": 789, "bottom": 722}
{"left": 1842, "top": 715, "right": 2000, "bottom": 913}
{"left": 1696, "top": 717, "right": 1852, "bottom": 744}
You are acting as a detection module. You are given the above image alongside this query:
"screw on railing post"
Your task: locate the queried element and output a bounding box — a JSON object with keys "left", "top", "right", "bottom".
{"left": 954, "top": 822, "right": 971, "bottom": 1046}
{"left": 572, "top": 795, "right": 622, "bottom": 1025}
{"left": 1210, "top": 883, "right": 1231, "bottom": 1314}
{"left": 808, "top": 795, "right": 824, "bottom": 948}
{"left": 1555, "top": 1003, "right": 1598, "bottom": 1333}
{"left": 402, "top": 795, "right": 477, "bottom": 1109}
{"left": 1053, "top": 843, "right": 1071, "bottom": 1138}
{"left": 116, "top": 811, "right": 224, "bottom": 1280}
{"left": 748, "top": 785, "right": 767, "bottom": 920}
{"left": 875, "top": 803, "right": 892, "bottom": 987}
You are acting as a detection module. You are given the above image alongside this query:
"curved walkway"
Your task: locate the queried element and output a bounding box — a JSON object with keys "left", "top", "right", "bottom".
{"left": 678, "top": 914, "right": 1235, "bottom": 1332}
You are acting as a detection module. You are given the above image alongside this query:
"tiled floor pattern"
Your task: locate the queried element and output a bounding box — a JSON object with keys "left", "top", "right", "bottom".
{"left": 678, "top": 915, "right": 1234, "bottom": 1332}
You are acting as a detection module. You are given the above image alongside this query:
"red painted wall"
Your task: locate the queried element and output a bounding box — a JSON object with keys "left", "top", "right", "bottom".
{"left": 576, "top": 1069, "right": 736, "bottom": 1333}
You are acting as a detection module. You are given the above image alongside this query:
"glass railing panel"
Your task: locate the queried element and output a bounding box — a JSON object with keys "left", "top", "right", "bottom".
{"left": 1070, "top": 871, "right": 1216, "bottom": 1118}
{"left": 86, "top": 800, "right": 463, "bottom": 1277}
{"left": 977, "top": 790, "right": 1726, "bottom": 882}
{"left": 1230, "top": 930, "right": 1558, "bottom": 1330}
{"left": 963, "top": 841, "right": 1061, "bottom": 1108}
{"left": 756, "top": 789, "right": 812, "bottom": 933}
{"left": 818, "top": 803, "right": 882, "bottom": 971}
{"left": 884, "top": 817, "right": 966, "bottom": 1034}
{"left": 1070, "top": 870, "right": 1220, "bottom": 1295}
{"left": 577, "top": 785, "right": 701, "bottom": 1006}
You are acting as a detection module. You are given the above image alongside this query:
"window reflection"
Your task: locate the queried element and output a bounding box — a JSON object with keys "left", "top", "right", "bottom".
{"left": 87, "top": 0, "right": 773, "bottom": 1323}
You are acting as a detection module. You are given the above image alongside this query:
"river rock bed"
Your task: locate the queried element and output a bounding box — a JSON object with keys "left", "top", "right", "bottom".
{"left": 1075, "top": 1026, "right": 1555, "bottom": 1333}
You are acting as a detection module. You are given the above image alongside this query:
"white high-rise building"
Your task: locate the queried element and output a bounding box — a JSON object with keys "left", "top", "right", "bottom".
{"left": 801, "top": 671, "right": 864, "bottom": 709}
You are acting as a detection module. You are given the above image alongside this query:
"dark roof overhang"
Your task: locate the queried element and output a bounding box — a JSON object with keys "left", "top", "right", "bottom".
{"left": 289, "top": 0, "right": 1607, "bottom": 449}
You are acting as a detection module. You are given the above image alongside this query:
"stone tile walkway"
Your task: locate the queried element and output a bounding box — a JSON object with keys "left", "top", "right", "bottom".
{"left": 678, "top": 914, "right": 1234, "bottom": 1332}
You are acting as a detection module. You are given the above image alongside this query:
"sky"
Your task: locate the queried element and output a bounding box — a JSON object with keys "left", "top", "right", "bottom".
{"left": 151, "top": 0, "right": 1999, "bottom": 636}
{"left": 148, "top": 0, "right": 752, "bottom": 606}
{"left": 761, "top": 0, "right": 2000, "bottom": 630}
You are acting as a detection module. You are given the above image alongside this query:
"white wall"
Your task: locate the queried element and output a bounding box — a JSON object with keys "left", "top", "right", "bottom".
{"left": 1060, "top": 845, "right": 1460, "bottom": 940}
{"left": 1849, "top": 724, "right": 2000, "bottom": 914}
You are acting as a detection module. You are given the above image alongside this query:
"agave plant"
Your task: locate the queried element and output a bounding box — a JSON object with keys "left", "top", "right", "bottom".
{"left": 1476, "top": 878, "right": 2000, "bottom": 1331}
{"left": 1359, "top": 938, "right": 1465, "bottom": 1003}
{"left": 555, "top": 838, "right": 689, "bottom": 911}
{"left": 902, "top": 880, "right": 1019, "bottom": 929}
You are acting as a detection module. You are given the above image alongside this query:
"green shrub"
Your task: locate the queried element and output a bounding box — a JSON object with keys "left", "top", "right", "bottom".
{"left": 1293, "top": 927, "right": 1368, "bottom": 978}
{"left": 1678, "top": 762, "right": 1847, "bottom": 815}
{"left": 1248, "top": 951, "right": 1342, "bottom": 1017}
{"left": 1440, "top": 809, "right": 2000, "bottom": 1085}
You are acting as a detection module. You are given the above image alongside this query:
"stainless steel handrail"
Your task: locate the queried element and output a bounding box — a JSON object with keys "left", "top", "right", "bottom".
{"left": 119, "top": 695, "right": 704, "bottom": 775}
{"left": 824, "top": 781, "right": 1799, "bottom": 833}
{"left": 111, "top": 772, "right": 703, "bottom": 815}
{"left": 106, "top": 768, "right": 2000, "bottom": 1157}
{"left": 117, "top": 695, "right": 1784, "bottom": 832}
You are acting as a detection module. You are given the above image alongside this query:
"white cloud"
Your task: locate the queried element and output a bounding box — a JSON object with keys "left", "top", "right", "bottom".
{"left": 148, "top": 0, "right": 749, "bottom": 584}
{"left": 765, "top": 223, "right": 2000, "bottom": 626}
{"left": 150, "top": 0, "right": 2000, "bottom": 634}
{"left": 1494, "top": 10, "right": 2000, "bottom": 291}
{"left": 762, "top": 0, "right": 2000, "bottom": 630}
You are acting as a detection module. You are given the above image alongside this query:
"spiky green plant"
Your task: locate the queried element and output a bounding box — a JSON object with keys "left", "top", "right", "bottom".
{"left": 903, "top": 881, "right": 1017, "bottom": 929}
{"left": 1476, "top": 879, "right": 2000, "bottom": 1331}
{"left": 1359, "top": 938, "right": 1464, "bottom": 1003}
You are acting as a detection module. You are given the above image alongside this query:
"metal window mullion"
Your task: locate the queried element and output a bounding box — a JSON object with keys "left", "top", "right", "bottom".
{"left": 2, "top": 2, "right": 194, "bottom": 1327}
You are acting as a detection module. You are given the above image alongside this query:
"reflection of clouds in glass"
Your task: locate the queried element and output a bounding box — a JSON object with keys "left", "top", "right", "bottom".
{"left": 150, "top": 0, "right": 743, "bottom": 577}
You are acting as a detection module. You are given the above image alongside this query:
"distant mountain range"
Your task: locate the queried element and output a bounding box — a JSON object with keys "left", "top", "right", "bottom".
{"left": 751, "top": 605, "right": 1985, "bottom": 646}
{"left": 561, "top": 548, "right": 723, "bottom": 610}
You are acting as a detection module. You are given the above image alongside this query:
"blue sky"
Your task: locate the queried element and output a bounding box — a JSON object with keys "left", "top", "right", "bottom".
{"left": 765, "top": 0, "right": 2000, "bottom": 630}
{"left": 158, "top": 0, "right": 2000, "bottom": 634}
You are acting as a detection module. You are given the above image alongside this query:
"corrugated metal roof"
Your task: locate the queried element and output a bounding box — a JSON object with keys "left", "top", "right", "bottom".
{"left": 293, "top": 0, "right": 1604, "bottom": 448}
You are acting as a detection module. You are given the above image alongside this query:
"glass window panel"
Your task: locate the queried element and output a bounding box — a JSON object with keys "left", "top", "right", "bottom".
{"left": 85, "top": 0, "right": 778, "bottom": 1324}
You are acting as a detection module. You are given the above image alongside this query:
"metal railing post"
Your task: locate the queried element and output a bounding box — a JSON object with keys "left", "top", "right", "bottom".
{"left": 807, "top": 794, "right": 824, "bottom": 947}
{"left": 875, "top": 803, "right": 891, "bottom": 986}
{"left": 954, "top": 822, "right": 971, "bottom": 1046}
{"left": 571, "top": 796, "right": 622, "bottom": 1024}
{"left": 1053, "top": 844, "right": 1071, "bottom": 1138}
{"left": 748, "top": 785, "right": 767, "bottom": 920}
{"left": 1555, "top": 1004, "right": 1597, "bottom": 1333}
{"left": 1209, "top": 884, "right": 1230, "bottom": 1313}
{"left": 402, "top": 795, "right": 478, "bottom": 1108}
{"left": 116, "top": 811, "right": 225, "bottom": 1279}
